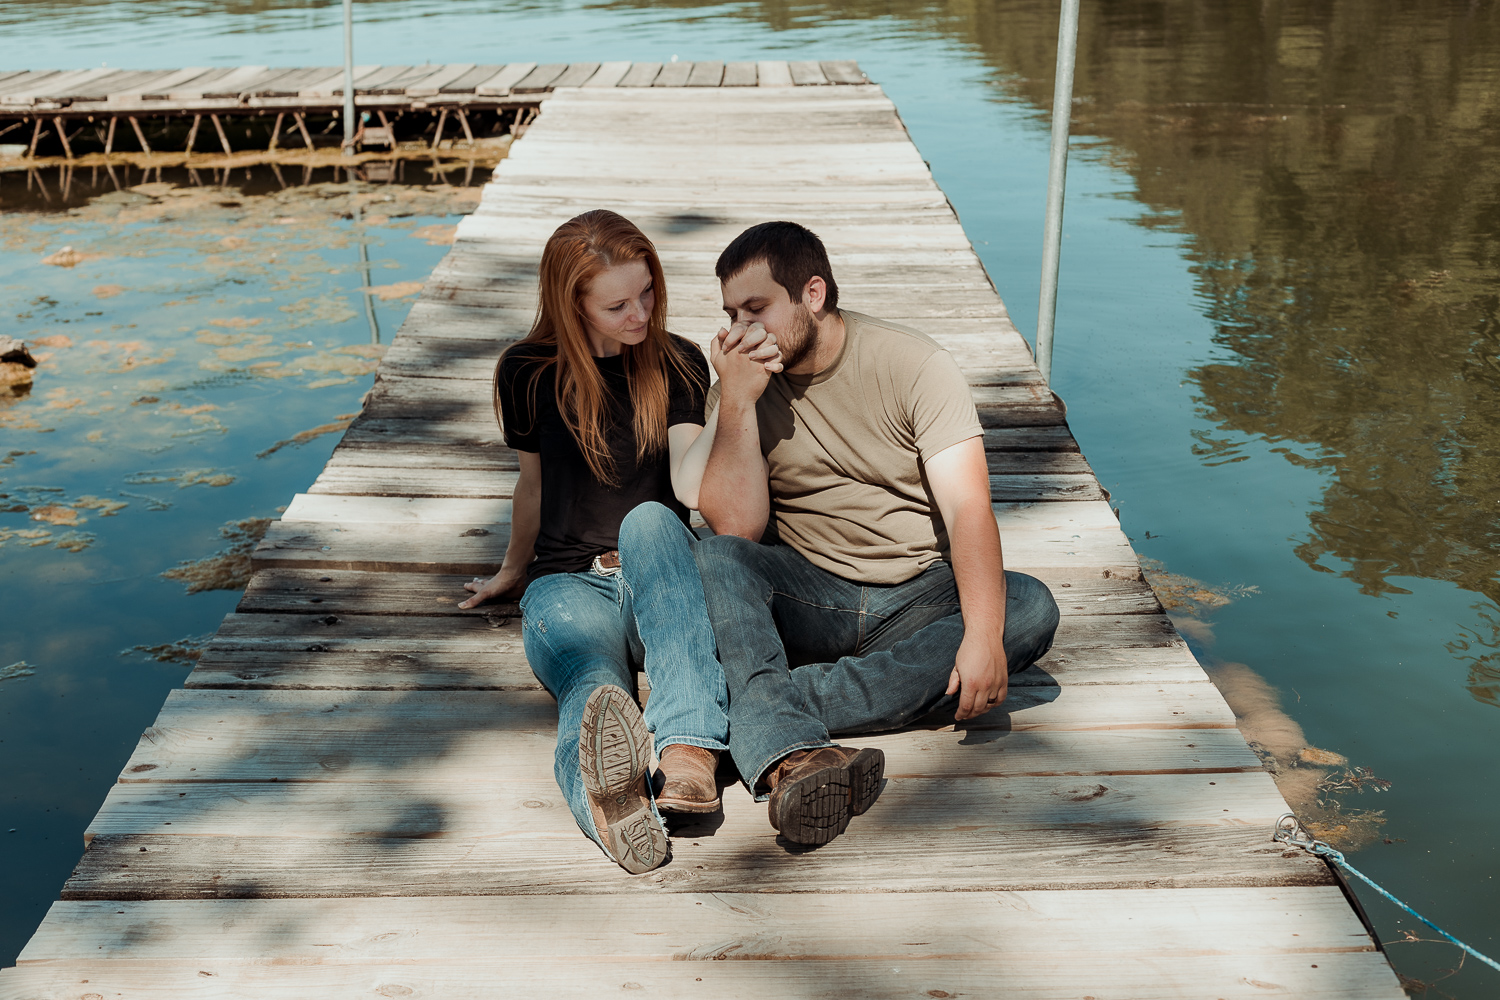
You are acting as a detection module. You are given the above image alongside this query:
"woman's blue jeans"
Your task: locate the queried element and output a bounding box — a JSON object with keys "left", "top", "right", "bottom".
{"left": 519, "top": 501, "right": 729, "bottom": 851}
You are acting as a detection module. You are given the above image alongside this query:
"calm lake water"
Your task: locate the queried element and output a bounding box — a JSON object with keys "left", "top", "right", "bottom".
{"left": 3, "top": 1, "right": 1497, "bottom": 992}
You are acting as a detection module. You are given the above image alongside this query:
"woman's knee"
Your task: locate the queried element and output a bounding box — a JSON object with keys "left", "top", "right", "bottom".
{"left": 619, "top": 501, "right": 682, "bottom": 549}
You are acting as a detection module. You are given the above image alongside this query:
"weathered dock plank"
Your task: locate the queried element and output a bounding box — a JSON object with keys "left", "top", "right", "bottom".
{"left": 0, "top": 66, "right": 1404, "bottom": 1000}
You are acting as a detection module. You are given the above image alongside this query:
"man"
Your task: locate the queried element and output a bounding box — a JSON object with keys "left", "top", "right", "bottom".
{"left": 685, "top": 221, "right": 1060, "bottom": 846}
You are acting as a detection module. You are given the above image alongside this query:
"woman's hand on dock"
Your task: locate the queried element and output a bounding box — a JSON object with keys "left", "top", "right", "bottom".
{"left": 459, "top": 570, "right": 525, "bottom": 609}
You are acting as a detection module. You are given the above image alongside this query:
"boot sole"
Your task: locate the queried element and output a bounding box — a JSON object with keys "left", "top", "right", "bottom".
{"left": 579, "top": 685, "right": 668, "bottom": 874}
{"left": 770, "top": 762, "right": 851, "bottom": 845}
{"left": 846, "top": 747, "right": 885, "bottom": 817}
{"left": 655, "top": 794, "right": 722, "bottom": 814}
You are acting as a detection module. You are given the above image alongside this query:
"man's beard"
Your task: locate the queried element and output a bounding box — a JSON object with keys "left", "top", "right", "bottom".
{"left": 776, "top": 304, "right": 820, "bottom": 373}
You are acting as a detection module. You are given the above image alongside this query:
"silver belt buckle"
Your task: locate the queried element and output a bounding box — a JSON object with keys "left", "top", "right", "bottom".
{"left": 592, "top": 554, "right": 621, "bottom": 576}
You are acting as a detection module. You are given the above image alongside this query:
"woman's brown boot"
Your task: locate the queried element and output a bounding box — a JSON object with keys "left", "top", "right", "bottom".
{"left": 655, "top": 744, "right": 721, "bottom": 813}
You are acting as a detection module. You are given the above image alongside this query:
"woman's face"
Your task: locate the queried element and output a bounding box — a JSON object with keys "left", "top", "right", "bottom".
{"left": 579, "top": 258, "right": 655, "bottom": 357}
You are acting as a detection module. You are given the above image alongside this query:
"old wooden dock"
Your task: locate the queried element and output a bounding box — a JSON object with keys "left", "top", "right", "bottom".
{"left": 0, "top": 61, "right": 868, "bottom": 158}
{"left": 0, "top": 65, "right": 1407, "bottom": 998}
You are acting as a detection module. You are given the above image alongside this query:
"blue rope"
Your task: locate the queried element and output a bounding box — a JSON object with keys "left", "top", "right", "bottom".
{"left": 1274, "top": 813, "right": 1500, "bottom": 974}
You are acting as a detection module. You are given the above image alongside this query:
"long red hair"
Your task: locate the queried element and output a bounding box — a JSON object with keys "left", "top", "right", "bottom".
{"left": 495, "top": 210, "right": 693, "bottom": 485}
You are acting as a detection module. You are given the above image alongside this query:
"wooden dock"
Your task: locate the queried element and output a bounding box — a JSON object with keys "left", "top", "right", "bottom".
{"left": 0, "top": 70, "right": 1409, "bottom": 998}
{"left": 0, "top": 61, "right": 868, "bottom": 158}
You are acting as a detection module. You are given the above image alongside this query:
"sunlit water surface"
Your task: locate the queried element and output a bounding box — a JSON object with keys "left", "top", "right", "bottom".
{"left": 3, "top": 1, "right": 1497, "bottom": 993}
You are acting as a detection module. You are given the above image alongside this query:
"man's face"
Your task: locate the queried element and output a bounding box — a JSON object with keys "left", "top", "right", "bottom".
{"left": 720, "top": 260, "right": 819, "bottom": 372}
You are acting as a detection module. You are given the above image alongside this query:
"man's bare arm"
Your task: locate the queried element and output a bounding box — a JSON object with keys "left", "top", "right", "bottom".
{"left": 673, "top": 323, "right": 780, "bottom": 512}
{"left": 697, "top": 326, "right": 773, "bottom": 540}
{"left": 925, "top": 435, "right": 1009, "bottom": 720}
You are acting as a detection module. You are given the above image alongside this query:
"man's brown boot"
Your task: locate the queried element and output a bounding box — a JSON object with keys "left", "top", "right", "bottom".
{"left": 579, "top": 685, "right": 669, "bottom": 875}
{"left": 823, "top": 744, "right": 886, "bottom": 817}
{"left": 655, "top": 744, "right": 721, "bottom": 814}
{"left": 766, "top": 746, "right": 854, "bottom": 845}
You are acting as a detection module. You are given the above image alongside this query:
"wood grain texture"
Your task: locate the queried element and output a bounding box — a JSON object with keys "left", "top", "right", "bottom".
{"left": 0, "top": 953, "right": 1405, "bottom": 1000}
{"left": 16, "top": 887, "right": 1379, "bottom": 963}
{"left": 62, "top": 825, "right": 1329, "bottom": 899}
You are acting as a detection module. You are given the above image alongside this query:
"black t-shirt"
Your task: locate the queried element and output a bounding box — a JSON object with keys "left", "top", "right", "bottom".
{"left": 497, "top": 335, "right": 709, "bottom": 581}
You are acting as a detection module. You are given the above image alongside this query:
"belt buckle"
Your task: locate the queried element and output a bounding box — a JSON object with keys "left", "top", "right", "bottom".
{"left": 592, "top": 551, "right": 621, "bottom": 576}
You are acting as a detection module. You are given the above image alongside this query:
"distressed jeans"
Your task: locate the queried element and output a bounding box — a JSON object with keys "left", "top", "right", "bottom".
{"left": 519, "top": 501, "right": 729, "bottom": 852}
{"left": 692, "top": 535, "right": 1061, "bottom": 795}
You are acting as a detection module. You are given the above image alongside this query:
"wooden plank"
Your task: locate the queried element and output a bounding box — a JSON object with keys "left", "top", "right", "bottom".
{"left": 295, "top": 65, "right": 379, "bottom": 98}
{"left": 0, "top": 953, "right": 1407, "bottom": 1000}
{"left": 789, "top": 60, "right": 830, "bottom": 85}
{"left": 756, "top": 60, "right": 794, "bottom": 87}
{"left": 163, "top": 66, "right": 238, "bottom": 100}
{"left": 473, "top": 63, "right": 535, "bottom": 97}
{"left": 251, "top": 508, "right": 1128, "bottom": 574}
{"left": 1, "top": 68, "right": 99, "bottom": 103}
{"left": 368, "top": 65, "right": 444, "bottom": 95}
{"left": 30, "top": 67, "right": 119, "bottom": 101}
{"left": 231, "top": 566, "right": 1157, "bottom": 619}
{"left": 820, "top": 60, "right": 868, "bottom": 84}
{"left": 210, "top": 66, "right": 295, "bottom": 97}
{"left": 198, "top": 590, "right": 1167, "bottom": 642}
{"left": 62, "top": 825, "right": 1328, "bottom": 899}
{"left": 580, "top": 61, "right": 632, "bottom": 89}
{"left": 14, "top": 887, "right": 1383, "bottom": 963}
{"left": 510, "top": 63, "right": 568, "bottom": 94}
{"left": 186, "top": 649, "right": 537, "bottom": 691}
{"left": 349, "top": 65, "right": 412, "bottom": 94}
{"left": 201, "top": 607, "right": 1172, "bottom": 658}
{"left": 653, "top": 61, "right": 693, "bottom": 88}
{"left": 195, "top": 65, "right": 274, "bottom": 98}
{"left": 548, "top": 62, "right": 601, "bottom": 89}
{"left": 112, "top": 714, "right": 1258, "bottom": 785}
{"left": 405, "top": 63, "right": 477, "bottom": 96}
{"left": 685, "top": 61, "right": 724, "bottom": 87}
{"left": 131, "top": 67, "right": 214, "bottom": 100}
{"left": 437, "top": 64, "right": 503, "bottom": 94}
{"left": 83, "top": 772, "right": 1291, "bottom": 842}
{"left": 113, "top": 684, "right": 1238, "bottom": 783}
{"left": 617, "top": 62, "right": 662, "bottom": 87}
{"left": 183, "top": 633, "right": 1201, "bottom": 691}
{"left": 257, "top": 67, "right": 348, "bottom": 97}
{"left": 722, "top": 61, "right": 757, "bottom": 87}
{"left": 0, "top": 71, "right": 69, "bottom": 98}
{"left": 89, "top": 69, "right": 179, "bottom": 103}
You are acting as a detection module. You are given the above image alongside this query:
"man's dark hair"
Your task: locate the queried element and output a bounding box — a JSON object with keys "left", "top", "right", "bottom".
{"left": 715, "top": 221, "right": 839, "bottom": 312}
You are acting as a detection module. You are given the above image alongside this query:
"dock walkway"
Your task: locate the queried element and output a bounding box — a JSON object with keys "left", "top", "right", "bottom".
{"left": 1, "top": 76, "right": 1408, "bottom": 998}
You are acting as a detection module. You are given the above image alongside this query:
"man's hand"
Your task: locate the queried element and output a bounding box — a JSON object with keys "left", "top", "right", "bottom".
{"left": 711, "top": 321, "right": 779, "bottom": 403}
{"left": 946, "top": 626, "right": 1009, "bottom": 720}
{"left": 459, "top": 569, "right": 525, "bottom": 609}
{"left": 720, "top": 320, "right": 784, "bottom": 374}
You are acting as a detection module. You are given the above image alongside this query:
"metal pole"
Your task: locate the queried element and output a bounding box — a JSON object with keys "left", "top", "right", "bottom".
{"left": 1035, "top": 0, "right": 1080, "bottom": 384}
{"left": 342, "top": 0, "right": 356, "bottom": 154}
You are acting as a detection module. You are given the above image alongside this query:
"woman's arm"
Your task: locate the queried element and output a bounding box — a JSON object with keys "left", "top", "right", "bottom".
{"left": 670, "top": 323, "right": 779, "bottom": 511}
{"left": 669, "top": 412, "right": 714, "bottom": 510}
{"left": 459, "top": 449, "right": 541, "bottom": 608}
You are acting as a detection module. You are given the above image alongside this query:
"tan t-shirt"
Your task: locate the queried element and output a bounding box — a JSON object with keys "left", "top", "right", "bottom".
{"left": 706, "top": 310, "right": 981, "bottom": 585}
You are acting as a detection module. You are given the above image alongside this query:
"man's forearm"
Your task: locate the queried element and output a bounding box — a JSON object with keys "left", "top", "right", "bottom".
{"left": 948, "top": 500, "right": 1007, "bottom": 638}
{"left": 698, "top": 395, "right": 769, "bottom": 540}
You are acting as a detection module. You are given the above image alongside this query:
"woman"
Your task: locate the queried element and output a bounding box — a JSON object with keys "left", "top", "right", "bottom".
{"left": 460, "top": 209, "right": 779, "bottom": 874}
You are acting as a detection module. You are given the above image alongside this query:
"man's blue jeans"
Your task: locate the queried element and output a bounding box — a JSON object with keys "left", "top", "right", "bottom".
{"left": 519, "top": 502, "right": 728, "bottom": 851}
{"left": 692, "top": 534, "right": 1061, "bottom": 795}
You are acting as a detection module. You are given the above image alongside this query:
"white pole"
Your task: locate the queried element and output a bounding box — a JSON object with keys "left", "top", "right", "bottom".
{"left": 342, "top": 0, "right": 356, "bottom": 154}
{"left": 1035, "top": 0, "right": 1080, "bottom": 384}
